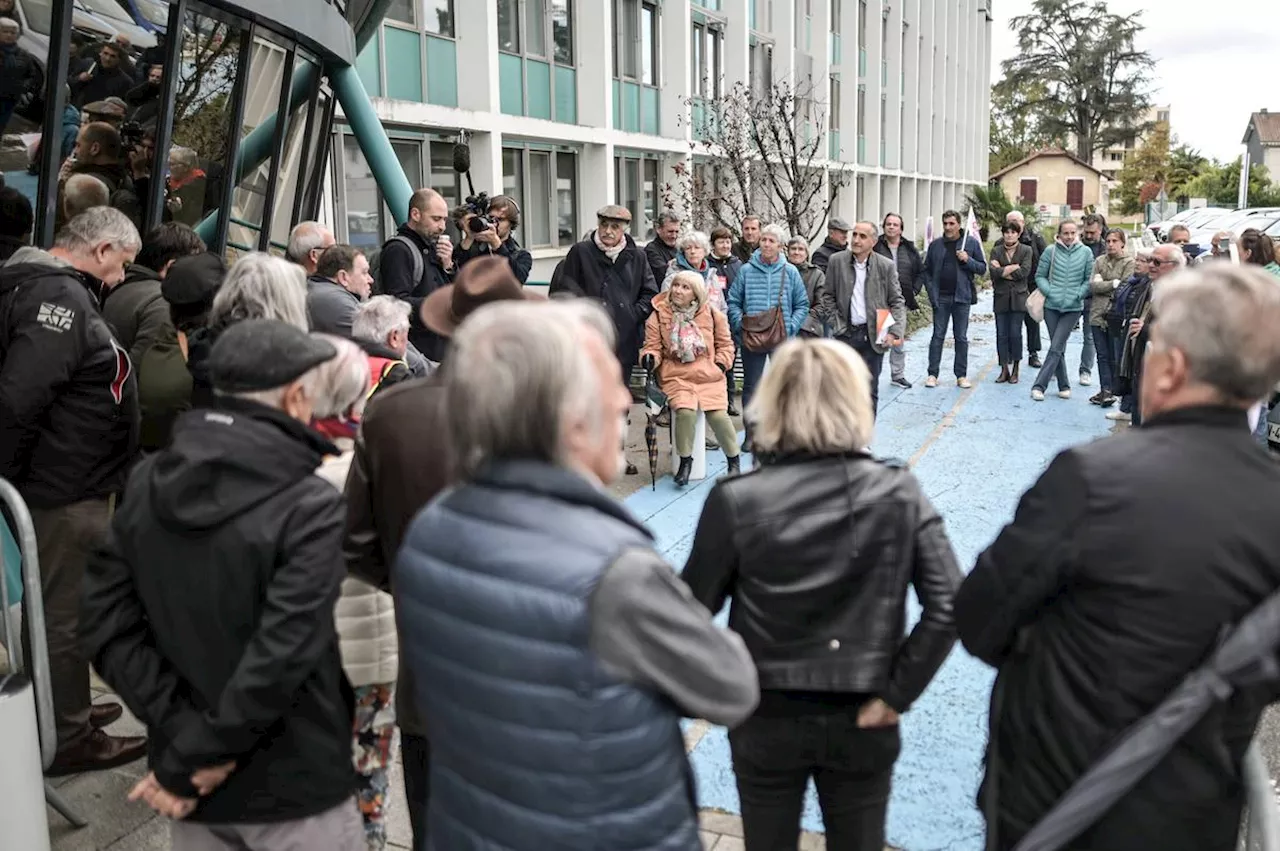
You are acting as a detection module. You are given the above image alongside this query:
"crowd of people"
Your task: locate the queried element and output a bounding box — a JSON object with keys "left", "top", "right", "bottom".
{"left": 2, "top": 177, "right": 1280, "bottom": 851}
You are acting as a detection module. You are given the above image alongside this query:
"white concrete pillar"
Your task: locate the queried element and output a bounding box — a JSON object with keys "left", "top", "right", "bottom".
{"left": 580, "top": 141, "right": 615, "bottom": 236}
{"left": 467, "top": 131, "right": 504, "bottom": 208}
{"left": 577, "top": 0, "right": 613, "bottom": 129}
{"left": 661, "top": 0, "right": 692, "bottom": 144}
{"left": 455, "top": 0, "right": 499, "bottom": 114}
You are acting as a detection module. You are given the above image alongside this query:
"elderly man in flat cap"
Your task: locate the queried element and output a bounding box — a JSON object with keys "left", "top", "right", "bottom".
{"left": 550, "top": 205, "right": 658, "bottom": 474}
{"left": 82, "top": 319, "right": 368, "bottom": 850}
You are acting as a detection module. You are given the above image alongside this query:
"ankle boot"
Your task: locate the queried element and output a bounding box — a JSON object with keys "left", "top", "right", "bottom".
{"left": 995, "top": 365, "right": 1010, "bottom": 384}
{"left": 674, "top": 456, "right": 693, "bottom": 487}
{"left": 1009, "top": 362, "right": 1021, "bottom": 384}
{"left": 725, "top": 455, "right": 741, "bottom": 477}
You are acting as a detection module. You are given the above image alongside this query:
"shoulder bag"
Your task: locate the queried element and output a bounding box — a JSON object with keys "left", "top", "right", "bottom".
{"left": 741, "top": 266, "right": 788, "bottom": 353}
{"left": 1026, "top": 246, "right": 1050, "bottom": 323}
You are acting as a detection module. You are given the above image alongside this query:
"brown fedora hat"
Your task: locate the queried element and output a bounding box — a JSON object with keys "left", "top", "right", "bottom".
{"left": 420, "top": 255, "right": 545, "bottom": 337}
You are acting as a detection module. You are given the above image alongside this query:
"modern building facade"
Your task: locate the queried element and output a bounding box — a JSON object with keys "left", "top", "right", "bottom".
{"left": 323, "top": 0, "right": 994, "bottom": 282}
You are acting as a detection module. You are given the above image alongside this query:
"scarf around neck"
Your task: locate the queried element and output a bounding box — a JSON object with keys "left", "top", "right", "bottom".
{"left": 594, "top": 230, "right": 625, "bottom": 262}
{"left": 668, "top": 298, "right": 708, "bottom": 363}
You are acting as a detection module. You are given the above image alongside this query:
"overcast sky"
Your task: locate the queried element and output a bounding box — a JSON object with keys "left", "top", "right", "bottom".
{"left": 989, "top": 0, "right": 1270, "bottom": 162}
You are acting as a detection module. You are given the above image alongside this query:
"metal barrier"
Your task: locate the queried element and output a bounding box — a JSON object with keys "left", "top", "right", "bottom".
{"left": 0, "top": 478, "right": 87, "bottom": 829}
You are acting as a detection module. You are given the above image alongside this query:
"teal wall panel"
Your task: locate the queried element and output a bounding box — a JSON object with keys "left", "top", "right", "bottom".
{"left": 554, "top": 66, "right": 577, "bottom": 124}
{"left": 612, "top": 79, "right": 621, "bottom": 129}
{"left": 383, "top": 27, "right": 423, "bottom": 102}
{"left": 356, "top": 35, "right": 381, "bottom": 96}
{"left": 499, "top": 53, "right": 524, "bottom": 116}
{"left": 526, "top": 59, "right": 552, "bottom": 120}
{"left": 621, "top": 81, "right": 640, "bottom": 133}
{"left": 425, "top": 36, "right": 458, "bottom": 107}
{"left": 640, "top": 86, "right": 659, "bottom": 136}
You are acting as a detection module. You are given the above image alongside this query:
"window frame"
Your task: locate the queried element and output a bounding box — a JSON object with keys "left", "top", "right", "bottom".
{"left": 504, "top": 145, "right": 580, "bottom": 249}
{"left": 1019, "top": 178, "right": 1038, "bottom": 205}
{"left": 1066, "top": 177, "right": 1085, "bottom": 210}
{"left": 613, "top": 152, "right": 662, "bottom": 239}
{"left": 501, "top": 0, "right": 573, "bottom": 65}
{"left": 615, "top": 0, "right": 659, "bottom": 85}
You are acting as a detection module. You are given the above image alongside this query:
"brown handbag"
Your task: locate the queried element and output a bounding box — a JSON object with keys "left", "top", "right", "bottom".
{"left": 740, "top": 267, "right": 788, "bottom": 353}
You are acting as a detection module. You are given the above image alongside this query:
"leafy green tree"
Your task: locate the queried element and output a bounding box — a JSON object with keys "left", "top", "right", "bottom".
{"left": 1001, "top": 0, "right": 1154, "bottom": 161}
{"left": 989, "top": 79, "right": 1059, "bottom": 174}
{"left": 1183, "top": 160, "right": 1280, "bottom": 207}
{"left": 1114, "top": 121, "right": 1170, "bottom": 215}
{"left": 964, "top": 183, "right": 1040, "bottom": 240}
{"left": 1166, "top": 142, "right": 1209, "bottom": 203}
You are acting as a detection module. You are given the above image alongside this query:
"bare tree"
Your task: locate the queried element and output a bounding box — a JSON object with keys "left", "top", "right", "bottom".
{"left": 171, "top": 21, "right": 242, "bottom": 164}
{"left": 665, "top": 77, "right": 851, "bottom": 244}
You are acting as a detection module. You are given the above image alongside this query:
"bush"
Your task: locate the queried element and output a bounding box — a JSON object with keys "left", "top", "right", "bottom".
{"left": 906, "top": 302, "right": 933, "bottom": 336}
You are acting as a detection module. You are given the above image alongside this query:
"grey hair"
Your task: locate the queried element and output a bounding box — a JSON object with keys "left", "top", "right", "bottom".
{"left": 229, "top": 335, "right": 368, "bottom": 417}
{"left": 63, "top": 175, "right": 110, "bottom": 220}
{"left": 54, "top": 206, "right": 141, "bottom": 254}
{"left": 0, "top": 17, "right": 20, "bottom": 30}
{"left": 1152, "top": 243, "right": 1186, "bottom": 269}
{"left": 785, "top": 236, "right": 808, "bottom": 252}
{"left": 286, "top": 221, "right": 328, "bottom": 263}
{"left": 760, "top": 223, "right": 789, "bottom": 244}
{"left": 1150, "top": 264, "right": 1280, "bottom": 401}
{"left": 169, "top": 146, "right": 197, "bottom": 168}
{"left": 307, "top": 335, "right": 371, "bottom": 418}
{"left": 656, "top": 211, "right": 683, "bottom": 228}
{"left": 352, "top": 295, "right": 410, "bottom": 344}
{"left": 443, "top": 300, "right": 614, "bottom": 477}
{"left": 210, "top": 252, "right": 308, "bottom": 331}
{"left": 677, "top": 230, "right": 711, "bottom": 256}
{"left": 1006, "top": 210, "right": 1025, "bottom": 223}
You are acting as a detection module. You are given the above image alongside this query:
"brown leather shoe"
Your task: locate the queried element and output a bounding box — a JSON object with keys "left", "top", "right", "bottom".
{"left": 90, "top": 702, "right": 124, "bottom": 729}
{"left": 1010, "top": 362, "right": 1021, "bottom": 384}
{"left": 46, "top": 730, "right": 147, "bottom": 777}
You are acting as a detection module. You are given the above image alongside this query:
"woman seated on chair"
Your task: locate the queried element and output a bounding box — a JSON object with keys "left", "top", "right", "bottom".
{"left": 642, "top": 270, "right": 742, "bottom": 486}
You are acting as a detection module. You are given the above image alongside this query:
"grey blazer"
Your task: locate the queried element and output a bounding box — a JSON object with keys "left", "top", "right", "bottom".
{"left": 816, "top": 249, "right": 908, "bottom": 354}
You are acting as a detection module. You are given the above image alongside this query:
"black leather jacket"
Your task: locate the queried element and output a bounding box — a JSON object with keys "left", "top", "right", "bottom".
{"left": 681, "top": 452, "right": 962, "bottom": 711}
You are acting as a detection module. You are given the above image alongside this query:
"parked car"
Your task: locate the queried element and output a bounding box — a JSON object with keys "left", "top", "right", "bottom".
{"left": 1146, "top": 206, "right": 1231, "bottom": 243}
{"left": 1187, "top": 208, "right": 1280, "bottom": 251}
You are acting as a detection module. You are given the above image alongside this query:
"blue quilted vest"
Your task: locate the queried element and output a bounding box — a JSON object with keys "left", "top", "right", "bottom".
{"left": 394, "top": 460, "right": 701, "bottom": 851}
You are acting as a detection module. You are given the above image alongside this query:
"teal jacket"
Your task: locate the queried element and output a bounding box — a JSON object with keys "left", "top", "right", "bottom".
{"left": 1035, "top": 241, "right": 1094, "bottom": 313}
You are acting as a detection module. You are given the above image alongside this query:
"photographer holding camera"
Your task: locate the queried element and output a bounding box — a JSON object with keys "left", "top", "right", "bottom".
{"left": 455, "top": 193, "right": 532, "bottom": 284}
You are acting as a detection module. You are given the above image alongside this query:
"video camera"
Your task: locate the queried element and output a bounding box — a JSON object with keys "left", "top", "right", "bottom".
{"left": 464, "top": 191, "right": 495, "bottom": 234}
{"left": 119, "top": 120, "right": 146, "bottom": 152}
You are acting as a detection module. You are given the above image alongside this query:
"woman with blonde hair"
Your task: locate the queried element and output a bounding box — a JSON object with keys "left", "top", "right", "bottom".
{"left": 310, "top": 336, "right": 401, "bottom": 851}
{"left": 641, "top": 269, "right": 741, "bottom": 485}
{"left": 682, "top": 338, "right": 963, "bottom": 851}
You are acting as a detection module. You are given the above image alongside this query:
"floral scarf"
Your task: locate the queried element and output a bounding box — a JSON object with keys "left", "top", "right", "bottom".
{"left": 668, "top": 299, "right": 708, "bottom": 363}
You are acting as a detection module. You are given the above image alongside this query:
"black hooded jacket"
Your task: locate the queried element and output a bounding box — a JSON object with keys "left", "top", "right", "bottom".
{"left": 0, "top": 251, "right": 139, "bottom": 508}
{"left": 81, "top": 398, "right": 356, "bottom": 823}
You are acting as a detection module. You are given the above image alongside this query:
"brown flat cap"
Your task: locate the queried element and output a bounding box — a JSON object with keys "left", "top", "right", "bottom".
{"left": 596, "top": 205, "right": 632, "bottom": 223}
{"left": 83, "top": 100, "right": 126, "bottom": 118}
{"left": 420, "top": 256, "right": 545, "bottom": 338}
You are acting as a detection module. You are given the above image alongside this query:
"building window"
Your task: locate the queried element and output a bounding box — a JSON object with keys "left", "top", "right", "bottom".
{"left": 614, "top": 155, "right": 660, "bottom": 240}
{"left": 1019, "top": 179, "right": 1037, "bottom": 204}
{"left": 615, "top": 0, "right": 658, "bottom": 83}
{"left": 339, "top": 134, "right": 424, "bottom": 250}
{"left": 829, "top": 75, "right": 840, "bottom": 130}
{"left": 1157, "top": 109, "right": 1169, "bottom": 123}
{"left": 499, "top": 0, "right": 573, "bottom": 62}
{"left": 750, "top": 42, "right": 773, "bottom": 96}
{"left": 429, "top": 142, "right": 463, "bottom": 210}
{"left": 425, "top": 0, "right": 455, "bottom": 36}
{"left": 858, "top": 0, "right": 867, "bottom": 48}
{"left": 497, "top": 0, "right": 521, "bottom": 52}
{"left": 504, "top": 147, "right": 578, "bottom": 248}
{"left": 692, "top": 23, "right": 723, "bottom": 99}
{"left": 1066, "top": 177, "right": 1084, "bottom": 209}
{"left": 831, "top": 0, "right": 841, "bottom": 33}
{"left": 386, "top": 0, "right": 414, "bottom": 25}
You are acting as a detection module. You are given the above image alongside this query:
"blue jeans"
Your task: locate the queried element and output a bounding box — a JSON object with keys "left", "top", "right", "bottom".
{"left": 1079, "top": 301, "right": 1096, "bottom": 374}
{"left": 1090, "top": 325, "right": 1116, "bottom": 394}
{"left": 0, "top": 98, "right": 15, "bottom": 137}
{"left": 928, "top": 297, "right": 971, "bottom": 379}
{"left": 995, "top": 311, "right": 1024, "bottom": 365}
{"left": 741, "top": 347, "right": 771, "bottom": 417}
{"left": 1033, "top": 309, "right": 1080, "bottom": 392}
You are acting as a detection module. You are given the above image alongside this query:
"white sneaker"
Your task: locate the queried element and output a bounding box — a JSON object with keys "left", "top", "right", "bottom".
{"left": 1105, "top": 410, "right": 1132, "bottom": 422}
{"left": 924, "top": 376, "right": 939, "bottom": 388}
{"left": 957, "top": 377, "right": 972, "bottom": 389}
{"left": 1058, "top": 388, "right": 1072, "bottom": 399}
{"left": 1079, "top": 371, "right": 1092, "bottom": 386}
{"left": 1031, "top": 389, "right": 1045, "bottom": 401}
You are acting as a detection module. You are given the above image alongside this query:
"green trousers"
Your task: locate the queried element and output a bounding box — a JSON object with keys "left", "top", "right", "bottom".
{"left": 674, "top": 408, "right": 740, "bottom": 458}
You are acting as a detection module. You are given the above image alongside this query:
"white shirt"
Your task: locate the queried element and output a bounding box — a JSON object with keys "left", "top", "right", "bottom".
{"left": 851, "top": 256, "right": 868, "bottom": 326}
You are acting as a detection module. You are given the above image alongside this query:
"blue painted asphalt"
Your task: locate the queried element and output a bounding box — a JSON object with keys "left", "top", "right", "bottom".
{"left": 624, "top": 295, "right": 1118, "bottom": 851}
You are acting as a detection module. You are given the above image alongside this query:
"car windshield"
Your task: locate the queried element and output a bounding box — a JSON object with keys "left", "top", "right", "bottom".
{"left": 19, "top": 0, "right": 53, "bottom": 35}
{"left": 1266, "top": 219, "right": 1280, "bottom": 237}
{"left": 77, "top": 0, "right": 134, "bottom": 25}
{"left": 1233, "top": 215, "right": 1280, "bottom": 235}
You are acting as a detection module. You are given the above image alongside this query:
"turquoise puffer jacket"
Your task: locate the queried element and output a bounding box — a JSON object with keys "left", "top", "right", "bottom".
{"left": 726, "top": 250, "right": 810, "bottom": 338}
{"left": 1035, "top": 241, "right": 1094, "bottom": 313}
